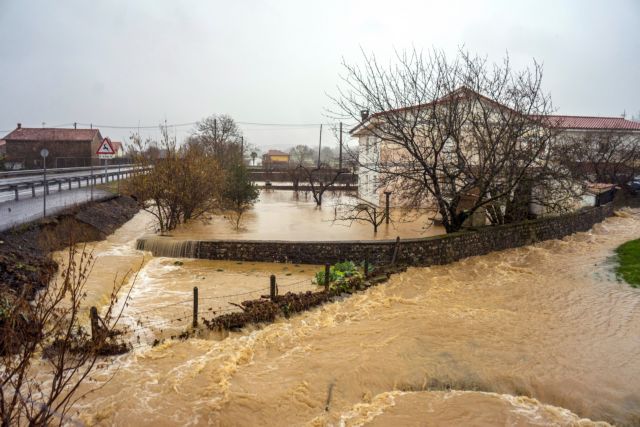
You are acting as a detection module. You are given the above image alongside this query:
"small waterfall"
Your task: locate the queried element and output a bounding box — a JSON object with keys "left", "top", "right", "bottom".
{"left": 136, "top": 237, "right": 199, "bottom": 258}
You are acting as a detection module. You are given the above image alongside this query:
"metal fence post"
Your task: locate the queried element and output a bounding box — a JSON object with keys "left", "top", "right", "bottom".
{"left": 192, "top": 286, "right": 199, "bottom": 328}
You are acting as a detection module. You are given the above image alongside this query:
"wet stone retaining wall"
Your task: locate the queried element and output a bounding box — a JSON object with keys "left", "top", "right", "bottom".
{"left": 137, "top": 204, "right": 614, "bottom": 266}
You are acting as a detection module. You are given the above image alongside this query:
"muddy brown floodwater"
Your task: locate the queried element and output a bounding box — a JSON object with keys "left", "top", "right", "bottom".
{"left": 50, "top": 209, "right": 640, "bottom": 426}
{"left": 165, "top": 190, "right": 445, "bottom": 241}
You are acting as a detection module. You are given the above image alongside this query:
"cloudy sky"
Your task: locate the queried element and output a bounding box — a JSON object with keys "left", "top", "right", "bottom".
{"left": 0, "top": 0, "right": 638, "bottom": 151}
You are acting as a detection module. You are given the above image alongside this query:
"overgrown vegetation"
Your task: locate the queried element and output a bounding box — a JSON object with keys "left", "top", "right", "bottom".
{"left": 615, "top": 239, "right": 640, "bottom": 288}
{"left": 127, "top": 115, "right": 259, "bottom": 233}
{"left": 314, "top": 261, "right": 365, "bottom": 292}
{"left": 0, "top": 244, "right": 133, "bottom": 426}
{"left": 222, "top": 163, "right": 259, "bottom": 229}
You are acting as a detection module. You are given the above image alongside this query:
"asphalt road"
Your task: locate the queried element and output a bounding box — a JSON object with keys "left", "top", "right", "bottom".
{"left": 0, "top": 187, "right": 114, "bottom": 232}
{"left": 0, "top": 167, "right": 131, "bottom": 203}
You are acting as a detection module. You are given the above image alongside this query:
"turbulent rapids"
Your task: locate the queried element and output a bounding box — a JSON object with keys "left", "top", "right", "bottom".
{"left": 48, "top": 209, "right": 640, "bottom": 426}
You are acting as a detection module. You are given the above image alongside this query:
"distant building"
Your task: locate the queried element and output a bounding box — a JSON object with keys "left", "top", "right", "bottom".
{"left": 109, "top": 140, "right": 126, "bottom": 158}
{"left": 2, "top": 124, "right": 104, "bottom": 169}
{"left": 0, "top": 139, "right": 5, "bottom": 156}
{"left": 548, "top": 115, "right": 640, "bottom": 134}
{"left": 262, "top": 149, "right": 290, "bottom": 169}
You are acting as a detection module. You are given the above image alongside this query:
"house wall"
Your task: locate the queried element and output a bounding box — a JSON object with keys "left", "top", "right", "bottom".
{"left": 7, "top": 140, "right": 92, "bottom": 169}
{"left": 269, "top": 155, "right": 289, "bottom": 163}
{"left": 6, "top": 133, "right": 104, "bottom": 169}
{"left": 357, "top": 134, "right": 381, "bottom": 205}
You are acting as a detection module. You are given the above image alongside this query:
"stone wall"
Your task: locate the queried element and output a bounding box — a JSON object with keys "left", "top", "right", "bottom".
{"left": 137, "top": 204, "right": 615, "bottom": 266}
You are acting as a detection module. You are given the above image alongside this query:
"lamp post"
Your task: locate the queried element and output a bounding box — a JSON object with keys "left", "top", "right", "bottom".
{"left": 40, "top": 148, "right": 49, "bottom": 217}
{"left": 384, "top": 191, "right": 392, "bottom": 224}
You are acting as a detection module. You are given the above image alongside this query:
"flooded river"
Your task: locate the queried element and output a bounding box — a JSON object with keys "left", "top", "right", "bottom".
{"left": 165, "top": 190, "right": 444, "bottom": 241}
{"left": 53, "top": 209, "right": 640, "bottom": 426}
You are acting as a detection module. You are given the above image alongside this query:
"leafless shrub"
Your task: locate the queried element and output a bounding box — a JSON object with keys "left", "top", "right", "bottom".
{"left": 0, "top": 244, "right": 134, "bottom": 426}
{"left": 559, "top": 130, "right": 640, "bottom": 191}
{"left": 126, "top": 125, "right": 225, "bottom": 233}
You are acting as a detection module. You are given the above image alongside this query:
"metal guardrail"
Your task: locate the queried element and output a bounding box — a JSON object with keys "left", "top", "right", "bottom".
{"left": 0, "top": 166, "right": 149, "bottom": 202}
{"left": 0, "top": 163, "right": 134, "bottom": 179}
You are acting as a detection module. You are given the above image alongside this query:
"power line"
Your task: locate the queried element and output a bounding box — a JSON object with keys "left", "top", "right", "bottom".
{"left": 0, "top": 120, "right": 352, "bottom": 132}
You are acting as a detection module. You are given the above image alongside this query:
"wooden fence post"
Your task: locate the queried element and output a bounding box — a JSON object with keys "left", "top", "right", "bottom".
{"left": 324, "top": 263, "right": 331, "bottom": 291}
{"left": 391, "top": 236, "right": 401, "bottom": 265}
{"left": 270, "top": 275, "right": 277, "bottom": 301}
{"left": 90, "top": 306, "right": 99, "bottom": 342}
{"left": 192, "top": 286, "right": 198, "bottom": 328}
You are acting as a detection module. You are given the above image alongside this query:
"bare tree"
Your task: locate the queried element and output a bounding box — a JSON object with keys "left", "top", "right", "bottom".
{"left": 1, "top": 245, "right": 132, "bottom": 426}
{"left": 187, "top": 114, "right": 243, "bottom": 166}
{"left": 299, "top": 163, "right": 342, "bottom": 206}
{"left": 560, "top": 130, "right": 640, "bottom": 192}
{"left": 288, "top": 145, "right": 315, "bottom": 167}
{"left": 127, "top": 125, "right": 224, "bottom": 233}
{"left": 332, "top": 47, "right": 566, "bottom": 233}
{"left": 320, "top": 146, "right": 337, "bottom": 167}
{"left": 285, "top": 164, "right": 305, "bottom": 192}
{"left": 333, "top": 200, "right": 387, "bottom": 233}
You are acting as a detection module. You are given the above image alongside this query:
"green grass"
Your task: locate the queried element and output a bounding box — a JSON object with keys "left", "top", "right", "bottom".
{"left": 615, "top": 239, "right": 640, "bottom": 288}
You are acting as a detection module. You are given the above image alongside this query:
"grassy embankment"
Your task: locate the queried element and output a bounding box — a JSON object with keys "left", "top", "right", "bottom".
{"left": 95, "top": 177, "right": 129, "bottom": 195}
{"left": 615, "top": 239, "right": 640, "bottom": 288}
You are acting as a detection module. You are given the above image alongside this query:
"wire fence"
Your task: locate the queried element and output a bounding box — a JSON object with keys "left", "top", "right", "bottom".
{"left": 109, "top": 275, "right": 320, "bottom": 350}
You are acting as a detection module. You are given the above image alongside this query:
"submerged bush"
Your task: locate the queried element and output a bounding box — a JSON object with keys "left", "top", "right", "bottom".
{"left": 315, "top": 261, "right": 363, "bottom": 291}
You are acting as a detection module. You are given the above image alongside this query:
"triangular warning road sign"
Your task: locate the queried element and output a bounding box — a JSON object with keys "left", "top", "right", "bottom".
{"left": 97, "top": 138, "right": 116, "bottom": 155}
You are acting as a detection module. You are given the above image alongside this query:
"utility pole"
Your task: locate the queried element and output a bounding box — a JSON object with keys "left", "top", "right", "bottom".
{"left": 317, "top": 124, "right": 323, "bottom": 169}
{"left": 43, "top": 156, "right": 46, "bottom": 216}
{"left": 240, "top": 136, "right": 244, "bottom": 164}
{"left": 339, "top": 122, "right": 343, "bottom": 171}
{"left": 40, "top": 148, "right": 49, "bottom": 217}
{"left": 90, "top": 159, "right": 94, "bottom": 201}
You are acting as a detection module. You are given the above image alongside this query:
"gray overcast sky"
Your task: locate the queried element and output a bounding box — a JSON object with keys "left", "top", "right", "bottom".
{"left": 0, "top": 0, "right": 638, "bottom": 150}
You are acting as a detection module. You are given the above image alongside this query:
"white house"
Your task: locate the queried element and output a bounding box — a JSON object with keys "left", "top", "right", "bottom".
{"left": 352, "top": 90, "right": 640, "bottom": 212}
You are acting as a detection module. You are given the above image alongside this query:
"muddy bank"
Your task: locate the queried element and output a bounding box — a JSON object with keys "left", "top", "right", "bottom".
{"left": 0, "top": 196, "right": 140, "bottom": 298}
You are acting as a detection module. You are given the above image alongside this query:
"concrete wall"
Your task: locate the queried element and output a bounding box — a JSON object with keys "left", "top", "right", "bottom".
{"left": 137, "top": 204, "right": 614, "bottom": 266}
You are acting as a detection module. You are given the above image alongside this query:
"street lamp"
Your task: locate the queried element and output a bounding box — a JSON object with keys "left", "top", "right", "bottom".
{"left": 384, "top": 191, "right": 392, "bottom": 224}
{"left": 40, "top": 148, "right": 49, "bottom": 217}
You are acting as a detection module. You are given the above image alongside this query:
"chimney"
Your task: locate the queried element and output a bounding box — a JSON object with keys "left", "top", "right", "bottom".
{"left": 16, "top": 123, "right": 21, "bottom": 129}
{"left": 360, "top": 109, "right": 370, "bottom": 121}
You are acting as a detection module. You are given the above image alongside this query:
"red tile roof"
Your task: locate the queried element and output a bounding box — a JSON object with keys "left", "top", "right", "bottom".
{"left": 3, "top": 127, "right": 100, "bottom": 141}
{"left": 545, "top": 115, "right": 640, "bottom": 131}
{"left": 110, "top": 140, "right": 124, "bottom": 152}
{"left": 266, "top": 149, "right": 289, "bottom": 156}
{"left": 351, "top": 86, "right": 640, "bottom": 133}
